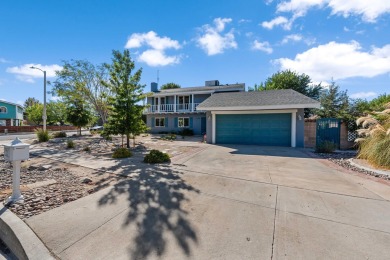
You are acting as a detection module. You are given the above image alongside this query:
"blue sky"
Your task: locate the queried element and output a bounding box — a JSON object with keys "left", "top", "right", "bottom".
{"left": 1, "top": 0, "right": 389, "bottom": 105}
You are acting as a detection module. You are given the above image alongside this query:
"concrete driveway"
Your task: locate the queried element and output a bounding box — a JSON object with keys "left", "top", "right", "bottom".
{"left": 26, "top": 145, "right": 390, "bottom": 260}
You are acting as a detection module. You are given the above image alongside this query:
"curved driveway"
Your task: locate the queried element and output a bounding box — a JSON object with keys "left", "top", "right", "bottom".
{"left": 27, "top": 144, "right": 390, "bottom": 260}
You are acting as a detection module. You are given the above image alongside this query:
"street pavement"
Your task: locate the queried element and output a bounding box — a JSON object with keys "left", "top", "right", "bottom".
{"left": 26, "top": 145, "right": 390, "bottom": 260}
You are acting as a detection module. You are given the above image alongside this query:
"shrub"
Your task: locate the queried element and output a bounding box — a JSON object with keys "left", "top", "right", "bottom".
{"left": 143, "top": 149, "right": 170, "bottom": 164}
{"left": 356, "top": 104, "right": 390, "bottom": 168}
{"left": 66, "top": 140, "right": 75, "bottom": 149}
{"left": 83, "top": 146, "right": 91, "bottom": 152}
{"left": 178, "top": 128, "right": 194, "bottom": 136}
{"left": 160, "top": 134, "right": 176, "bottom": 141}
{"left": 36, "top": 129, "right": 50, "bottom": 142}
{"left": 53, "top": 131, "right": 67, "bottom": 138}
{"left": 315, "top": 141, "right": 337, "bottom": 153}
{"left": 112, "top": 148, "right": 132, "bottom": 158}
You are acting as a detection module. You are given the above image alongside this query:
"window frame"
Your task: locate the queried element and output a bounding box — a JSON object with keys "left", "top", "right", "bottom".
{"left": 155, "top": 117, "right": 165, "bottom": 127}
{"left": 0, "top": 106, "right": 7, "bottom": 114}
{"left": 178, "top": 117, "right": 189, "bottom": 128}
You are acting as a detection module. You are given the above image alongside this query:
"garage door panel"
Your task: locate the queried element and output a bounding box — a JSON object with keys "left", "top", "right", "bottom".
{"left": 216, "top": 113, "right": 291, "bottom": 146}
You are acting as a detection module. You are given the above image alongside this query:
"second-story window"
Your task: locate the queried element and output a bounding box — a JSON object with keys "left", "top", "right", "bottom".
{"left": 0, "top": 106, "right": 7, "bottom": 113}
{"left": 155, "top": 117, "right": 165, "bottom": 127}
{"left": 178, "top": 117, "right": 189, "bottom": 127}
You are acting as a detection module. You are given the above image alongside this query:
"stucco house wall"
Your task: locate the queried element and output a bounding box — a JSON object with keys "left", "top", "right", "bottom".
{"left": 146, "top": 113, "right": 206, "bottom": 135}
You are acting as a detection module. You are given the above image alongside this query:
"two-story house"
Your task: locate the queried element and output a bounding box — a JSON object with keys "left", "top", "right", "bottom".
{"left": 144, "top": 80, "right": 245, "bottom": 135}
{"left": 0, "top": 100, "right": 24, "bottom": 126}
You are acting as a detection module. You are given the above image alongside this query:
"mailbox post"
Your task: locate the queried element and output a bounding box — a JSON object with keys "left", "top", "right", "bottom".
{"left": 4, "top": 138, "right": 30, "bottom": 204}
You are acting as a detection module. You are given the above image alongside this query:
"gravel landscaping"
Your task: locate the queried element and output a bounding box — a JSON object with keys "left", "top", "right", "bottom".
{"left": 315, "top": 151, "right": 390, "bottom": 180}
{"left": 0, "top": 134, "right": 205, "bottom": 220}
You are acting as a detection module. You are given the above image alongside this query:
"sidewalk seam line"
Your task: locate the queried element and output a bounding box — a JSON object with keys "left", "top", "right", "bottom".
{"left": 271, "top": 185, "right": 278, "bottom": 260}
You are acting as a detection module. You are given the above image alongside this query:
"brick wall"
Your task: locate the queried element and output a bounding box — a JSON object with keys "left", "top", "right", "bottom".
{"left": 0, "top": 125, "right": 77, "bottom": 133}
{"left": 304, "top": 120, "right": 355, "bottom": 150}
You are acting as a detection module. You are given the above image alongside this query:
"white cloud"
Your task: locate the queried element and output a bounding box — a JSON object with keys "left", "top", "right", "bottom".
{"left": 252, "top": 40, "right": 273, "bottom": 54}
{"left": 138, "top": 49, "right": 180, "bottom": 67}
{"left": 197, "top": 18, "right": 237, "bottom": 56}
{"left": 261, "top": 16, "right": 293, "bottom": 30}
{"left": 124, "top": 31, "right": 181, "bottom": 67}
{"left": 125, "top": 31, "right": 181, "bottom": 50}
{"left": 350, "top": 91, "right": 377, "bottom": 99}
{"left": 275, "top": 41, "right": 390, "bottom": 82}
{"left": 277, "top": 0, "right": 390, "bottom": 23}
{"left": 281, "top": 34, "right": 302, "bottom": 44}
{"left": 238, "top": 19, "right": 251, "bottom": 23}
{"left": 6, "top": 64, "right": 62, "bottom": 83}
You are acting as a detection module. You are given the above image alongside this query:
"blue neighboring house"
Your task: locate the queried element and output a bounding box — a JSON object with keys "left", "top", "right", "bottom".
{"left": 0, "top": 100, "right": 24, "bottom": 126}
{"left": 144, "top": 80, "right": 245, "bottom": 135}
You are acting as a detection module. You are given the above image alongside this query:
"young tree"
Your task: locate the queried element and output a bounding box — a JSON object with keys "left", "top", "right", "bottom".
{"left": 51, "top": 60, "right": 111, "bottom": 124}
{"left": 66, "top": 99, "right": 93, "bottom": 135}
{"left": 25, "top": 103, "right": 44, "bottom": 125}
{"left": 315, "top": 81, "right": 350, "bottom": 119}
{"left": 103, "top": 50, "right": 148, "bottom": 148}
{"left": 160, "top": 82, "right": 181, "bottom": 90}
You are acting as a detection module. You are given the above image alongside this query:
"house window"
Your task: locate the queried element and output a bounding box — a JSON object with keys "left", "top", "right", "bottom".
{"left": 155, "top": 117, "right": 165, "bottom": 127}
{"left": 0, "top": 106, "right": 7, "bottom": 113}
{"left": 178, "top": 117, "right": 189, "bottom": 127}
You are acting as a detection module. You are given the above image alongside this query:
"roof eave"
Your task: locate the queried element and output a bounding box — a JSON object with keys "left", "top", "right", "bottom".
{"left": 198, "top": 103, "right": 321, "bottom": 111}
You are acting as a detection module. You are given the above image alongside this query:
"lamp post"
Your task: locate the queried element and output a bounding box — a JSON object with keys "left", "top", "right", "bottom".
{"left": 30, "top": 66, "right": 47, "bottom": 131}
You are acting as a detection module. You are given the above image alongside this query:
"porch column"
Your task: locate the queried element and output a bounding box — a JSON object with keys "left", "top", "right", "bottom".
{"left": 212, "top": 112, "right": 216, "bottom": 144}
{"left": 174, "top": 95, "right": 176, "bottom": 112}
{"left": 158, "top": 97, "right": 160, "bottom": 113}
{"left": 291, "top": 112, "right": 296, "bottom": 147}
{"left": 191, "top": 94, "right": 194, "bottom": 112}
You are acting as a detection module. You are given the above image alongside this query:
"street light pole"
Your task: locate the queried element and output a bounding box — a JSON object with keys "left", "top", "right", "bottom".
{"left": 30, "top": 66, "right": 47, "bottom": 131}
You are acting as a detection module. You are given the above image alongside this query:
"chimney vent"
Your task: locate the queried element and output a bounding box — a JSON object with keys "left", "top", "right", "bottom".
{"left": 205, "top": 80, "right": 219, "bottom": 86}
{"left": 151, "top": 82, "right": 158, "bottom": 92}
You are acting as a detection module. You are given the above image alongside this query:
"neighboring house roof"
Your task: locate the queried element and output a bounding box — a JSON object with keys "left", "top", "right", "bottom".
{"left": 197, "top": 89, "right": 320, "bottom": 110}
{"left": 0, "top": 99, "right": 24, "bottom": 109}
{"left": 150, "top": 84, "right": 245, "bottom": 96}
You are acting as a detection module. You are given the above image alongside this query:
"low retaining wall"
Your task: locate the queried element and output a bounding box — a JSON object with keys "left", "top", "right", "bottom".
{"left": 0, "top": 126, "right": 77, "bottom": 133}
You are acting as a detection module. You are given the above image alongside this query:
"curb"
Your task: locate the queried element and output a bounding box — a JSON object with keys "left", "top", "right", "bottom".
{"left": 0, "top": 203, "right": 54, "bottom": 260}
{"left": 348, "top": 159, "right": 390, "bottom": 178}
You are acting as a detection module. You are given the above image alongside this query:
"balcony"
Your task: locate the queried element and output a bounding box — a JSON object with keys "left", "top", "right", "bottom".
{"left": 144, "top": 103, "right": 204, "bottom": 113}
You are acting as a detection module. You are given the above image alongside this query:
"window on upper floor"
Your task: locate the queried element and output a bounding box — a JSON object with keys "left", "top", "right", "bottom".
{"left": 0, "top": 106, "right": 7, "bottom": 113}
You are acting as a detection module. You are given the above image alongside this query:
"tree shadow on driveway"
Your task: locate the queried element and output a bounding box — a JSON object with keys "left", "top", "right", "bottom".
{"left": 97, "top": 163, "right": 200, "bottom": 259}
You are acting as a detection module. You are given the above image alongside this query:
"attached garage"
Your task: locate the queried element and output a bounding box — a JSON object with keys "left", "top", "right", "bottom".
{"left": 216, "top": 113, "right": 291, "bottom": 146}
{"left": 197, "top": 89, "right": 321, "bottom": 147}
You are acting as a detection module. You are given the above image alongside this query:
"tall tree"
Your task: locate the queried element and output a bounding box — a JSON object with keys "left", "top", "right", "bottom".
{"left": 47, "top": 101, "right": 68, "bottom": 125}
{"left": 24, "top": 97, "right": 40, "bottom": 108}
{"left": 51, "top": 60, "right": 111, "bottom": 124}
{"left": 66, "top": 98, "right": 93, "bottom": 135}
{"left": 261, "top": 70, "right": 322, "bottom": 101}
{"left": 315, "top": 81, "right": 350, "bottom": 119}
{"left": 103, "top": 50, "right": 147, "bottom": 148}
{"left": 258, "top": 70, "right": 323, "bottom": 117}
{"left": 160, "top": 82, "right": 181, "bottom": 90}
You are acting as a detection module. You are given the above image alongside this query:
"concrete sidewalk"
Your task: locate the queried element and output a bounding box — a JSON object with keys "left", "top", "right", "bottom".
{"left": 26, "top": 145, "right": 390, "bottom": 259}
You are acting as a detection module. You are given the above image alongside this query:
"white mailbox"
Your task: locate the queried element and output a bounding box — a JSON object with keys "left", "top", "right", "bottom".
{"left": 4, "top": 138, "right": 30, "bottom": 161}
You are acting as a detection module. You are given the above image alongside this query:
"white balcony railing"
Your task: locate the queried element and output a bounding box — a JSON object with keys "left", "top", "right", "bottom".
{"left": 145, "top": 103, "right": 203, "bottom": 113}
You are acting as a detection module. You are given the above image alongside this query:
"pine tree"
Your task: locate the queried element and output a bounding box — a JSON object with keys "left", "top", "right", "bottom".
{"left": 104, "top": 50, "right": 148, "bottom": 148}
